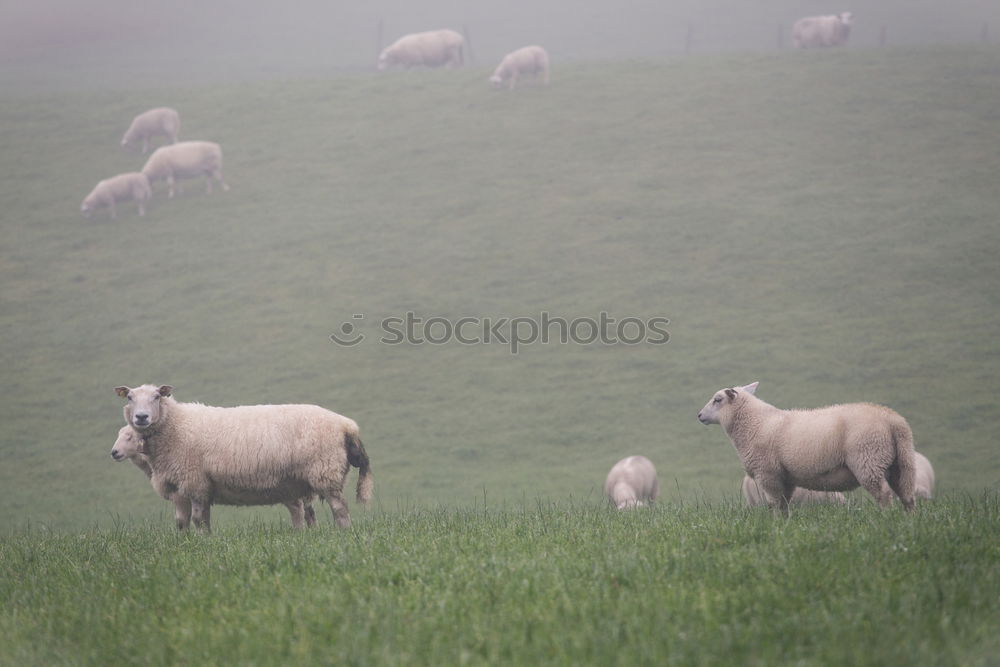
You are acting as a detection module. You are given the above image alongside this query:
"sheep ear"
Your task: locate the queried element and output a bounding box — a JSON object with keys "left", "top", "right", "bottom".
{"left": 115, "top": 386, "right": 130, "bottom": 398}
{"left": 741, "top": 382, "right": 759, "bottom": 395}
{"left": 158, "top": 385, "right": 173, "bottom": 397}
{"left": 724, "top": 388, "right": 736, "bottom": 400}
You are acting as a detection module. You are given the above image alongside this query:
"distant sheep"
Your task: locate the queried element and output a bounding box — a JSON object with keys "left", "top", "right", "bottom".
{"left": 378, "top": 29, "right": 464, "bottom": 70}
{"left": 121, "top": 107, "right": 180, "bottom": 154}
{"left": 793, "top": 12, "right": 853, "bottom": 49}
{"left": 141, "top": 141, "right": 228, "bottom": 199}
{"left": 698, "top": 382, "right": 916, "bottom": 516}
{"left": 914, "top": 451, "right": 935, "bottom": 499}
{"left": 741, "top": 475, "right": 846, "bottom": 507}
{"left": 604, "top": 455, "right": 659, "bottom": 509}
{"left": 80, "top": 172, "right": 151, "bottom": 218}
{"left": 490, "top": 45, "right": 550, "bottom": 90}
{"left": 114, "top": 384, "right": 372, "bottom": 532}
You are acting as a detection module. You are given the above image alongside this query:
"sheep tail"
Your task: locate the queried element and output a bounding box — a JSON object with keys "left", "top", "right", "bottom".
{"left": 889, "top": 418, "right": 917, "bottom": 510}
{"left": 346, "top": 432, "right": 373, "bottom": 505}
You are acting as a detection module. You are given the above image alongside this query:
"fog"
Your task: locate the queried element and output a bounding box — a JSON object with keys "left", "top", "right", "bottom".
{"left": 3, "top": 0, "right": 998, "bottom": 86}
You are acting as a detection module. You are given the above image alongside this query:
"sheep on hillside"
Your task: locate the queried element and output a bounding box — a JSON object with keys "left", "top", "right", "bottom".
{"left": 80, "top": 172, "right": 151, "bottom": 218}
{"left": 914, "top": 451, "right": 935, "bottom": 499}
{"left": 604, "top": 455, "right": 659, "bottom": 509}
{"left": 141, "top": 141, "right": 228, "bottom": 199}
{"left": 793, "top": 12, "right": 853, "bottom": 48}
{"left": 377, "top": 29, "right": 464, "bottom": 70}
{"left": 698, "top": 382, "right": 916, "bottom": 516}
{"left": 114, "top": 384, "right": 372, "bottom": 532}
{"left": 121, "top": 107, "right": 180, "bottom": 154}
{"left": 741, "top": 475, "right": 846, "bottom": 507}
{"left": 489, "top": 45, "right": 550, "bottom": 90}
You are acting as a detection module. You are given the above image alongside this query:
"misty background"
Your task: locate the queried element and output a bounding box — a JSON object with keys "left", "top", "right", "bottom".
{"left": 3, "top": 0, "right": 999, "bottom": 88}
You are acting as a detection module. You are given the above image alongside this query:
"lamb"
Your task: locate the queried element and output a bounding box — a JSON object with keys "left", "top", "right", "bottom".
{"left": 110, "top": 425, "right": 318, "bottom": 529}
{"left": 121, "top": 107, "right": 180, "bottom": 154}
{"left": 490, "top": 46, "right": 550, "bottom": 90}
{"left": 914, "top": 451, "right": 935, "bottom": 499}
{"left": 792, "top": 12, "right": 853, "bottom": 49}
{"left": 698, "top": 382, "right": 916, "bottom": 516}
{"left": 741, "top": 475, "right": 846, "bottom": 507}
{"left": 604, "top": 455, "right": 659, "bottom": 509}
{"left": 141, "top": 141, "right": 228, "bottom": 199}
{"left": 114, "top": 384, "right": 373, "bottom": 532}
{"left": 377, "top": 29, "right": 464, "bottom": 70}
{"left": 80, "top": 172, "right": 151, "bottom": 218}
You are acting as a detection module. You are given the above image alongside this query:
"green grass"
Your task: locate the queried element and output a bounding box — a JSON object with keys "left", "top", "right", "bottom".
{"left": 1, "top": 496, "right": 998, "bottom": 665}
{"left": 1, "top": 47, "right": 999, "bottom": 531}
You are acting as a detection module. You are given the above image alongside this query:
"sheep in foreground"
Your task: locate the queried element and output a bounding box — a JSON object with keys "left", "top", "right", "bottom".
{"left": 141, "top": 141, "right": 228, "bottom": 199}
{"left": 490, "top": 45, "right": 550, "bottom": 90}
{"left": 741, "top": 474, "right": 846, "bottom": 507}
{"left": 698, "top": 382, "right": 916, "bottom": 516}
{"left": 114, "top": 384, "right": 373, "bottom": 532}
{"left": 80, "top": 172, "right": 151, "bottom": 218}
{"left": 914, "top": 451, "right": 935, "bottom": 499}
{"left": 121, "top": 107, "right": 180, "bottom": 154}
{"left": 793, "top": 12, "right": 853, "bottom": 48}
{"left": 111, "top": 425, "right": 318, "bottom": 529}
{"left": 377, "top": 29, "right": 464, "bottom": 70}
{"left": 604, "top": 455, "right": 659, "bottom": 509}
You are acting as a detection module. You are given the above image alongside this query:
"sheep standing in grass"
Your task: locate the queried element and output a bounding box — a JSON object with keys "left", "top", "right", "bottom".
{"left": 121, "top": 107, "right": 180, "bottom": 154}
{"left": 489, "top": 46, "right": 550, "bottom": 90}
{"left": 604, "top": 455, "right": 659, "bottom": 509}
{"left": 741, "top": 475, "right": 846, "bottom": 507}
{"left": 114, "top": 384, "right": 373, "bottom": 532}
{"left": 793, "top": 12, "right": 853, "bottom": 49}
{"left": 698, "top": 382, "right": 916, "bottom": 516}
{"left": 377, "top": 29, "right": 465, "bottom": 70}
{"left": 80, "top": 172, "right": 151, "bottom": 218}
{"left": 914, "top": 451, "right": 935, "bottom": 499}
{"left": 141, "top": 141, "right": 228, "bottom": 199}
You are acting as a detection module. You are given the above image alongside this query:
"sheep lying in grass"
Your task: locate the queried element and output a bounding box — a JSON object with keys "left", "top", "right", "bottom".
{"left": 914, "top": 451, "right": 935, "bottom": 500}
{"left": 114, "top": 384, "right": 372, "bottom": 532}
{"left": 698, "top": 382, "right": 916, "bottom": 516}
{"left": 141, "top": 141, "right": 228, "bottom": 199}
{"left": 604, "top": 455, "right": 659, "bottom": 509}
{"left": 741, "top": 474, "right": 846, "bottom": 507}
{"left": 121, "top": 107, "right": 180, "bottom": 154}
{"left": 80, "top": 172, "right": 151, "bottom": 218}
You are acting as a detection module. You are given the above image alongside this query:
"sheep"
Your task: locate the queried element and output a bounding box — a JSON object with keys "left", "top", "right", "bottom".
{"left": 114, "top": 384, "right": 372, "bottom": 532}
{"left": 111, "top": 425, "right": 318, "bottom": 529}
{"left": 914, "top": 451, "right": 935, "bottom": 499}
{"left": 490, "top": 46, "right": 550, "bottom": 90}
{"left": 377, "top": 29, "right": 464, "bottom": 70}
{"left": 141, "top": 141, "right": 228, "bottom": 199}
{"left": 698, "top": 382, "right": 916, "bottom": 516}
{"left": 604, "top": 455, "right": 659, "bottom": 509}
{"left": 121, "top": 107, "right": 180, "bottom": 154}
{"left": 792, "top": 12, "right": 853, "bottom": 49}
{"left": 741, "top": 474, "right": 846, "bottom": 507}
{"left": 80, "top": 172, "right": 151, "bottom": 219}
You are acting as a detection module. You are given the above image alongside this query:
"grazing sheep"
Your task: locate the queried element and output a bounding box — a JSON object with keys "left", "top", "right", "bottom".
{"left": 377, "top": 29, "right": 464, "bottom": 70}
{"left": 114, "top": 384, "right": 372, "bottom": 532}
{"left": 80, "top": 172, "right": 151, "bottom": 218}
{"left": 793, "top": 12, "right": 853, "bottom": 49}
{"left": 914, "top": 451, "right": 935, "bottom": 499}
{"left": 121, "top": 107, "right": 180, "bottom": 154}
{"left": 604, "top": 455, "right": 659, "bottom": 509}
{"left": 490, "top": 46, "right": 550, "bottom": 90}
{"left": 698, "top": 382, "right": 916, "bottom": 516}
{"left": 141, "top": 141, "right": 228, "bottom": 199}
{"left": 741, "top": 474, "right": 846, "bottom": 507}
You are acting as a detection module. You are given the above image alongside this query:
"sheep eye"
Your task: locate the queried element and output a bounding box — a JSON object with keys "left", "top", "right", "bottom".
{"left": 713, "top": 396, "right": 722, "bottom": 404}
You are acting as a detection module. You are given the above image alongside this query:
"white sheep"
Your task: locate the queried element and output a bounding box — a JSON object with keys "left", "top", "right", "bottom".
{"left": 792, "top": 12, "right": 853, "bottom": 49}
{"left": 80, "top": 172, "right": 151, "bottom": 218}
{"left": 141, "top": 141, "right": 228, "bottom": 199}
{"left": 114, "top": 384, "right": 373, "bottom": 532}
{"left": 741, "top": 474, "right": 846, "bottom": 507}
{"left": 490, "top": 46, "right": 550, "bottom": 90}
{"left": 604, "top": 455, "right": 659, "bottom": 509}
{"left": 377, "top": 29, "right": 465, "bottom": 70}
{"left": 698, "top": 382, "right": 916, "bottom": 516}
{"left": 914, "top": 451, "right": 935, "bottom": 499}
{"left": 121, "top": 107, "right": 180, "bottom": 154}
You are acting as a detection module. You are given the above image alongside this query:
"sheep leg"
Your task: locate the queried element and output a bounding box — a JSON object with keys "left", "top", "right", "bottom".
{"left": 213, "top": 168, "right": 229, "bottom": 192}
{"left": 326, "top": 495, "right": 352, "bottom": 528}
{"left": 757, "top": 476, "right": 793, "bottom": 517}
{"left": 304, "top": 503, "right": 317, "bottom": 527}
{"left": 172, "top": 495, "right": 192, "bottom": 530}
{"left": 284, "top": 499, "right": 306, "bottom": 529}
{"left": 205, "top": 173, "right": 213, "bottom": 195}
{"left": 191, "top": 500, "right": 212, "bottom": 533}
{"left": 166, "top": 174, "right": 176, "bottom": 198}
{"left": 109, "top": 200, "right": 117, "bottom": 219}
{"left": 858, "top": 475, "right": 894, "bottom": 509}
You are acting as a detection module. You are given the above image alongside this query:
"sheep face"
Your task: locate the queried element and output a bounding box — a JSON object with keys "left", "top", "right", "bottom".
{"left": 377, "top": 51, "right": 391, "bottom": 70}
{"left": 489, "top": 74, "right": 504, "bottom": 87}
{"left": 840, "top": 12, "right": 853, "bottom": 26}
{"left": 115, "top": 384, "right": 173, "bottom": 430}
{"left": 111, "top": 425, "right": 144, "bottom": 461}
{"left": 698, "top": 382, "right": 758, "bottom": 424}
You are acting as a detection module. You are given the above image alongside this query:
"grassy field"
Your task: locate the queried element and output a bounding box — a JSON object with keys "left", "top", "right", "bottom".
{"left": 2, "top": 496, "right": 998, "bottom": 665}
